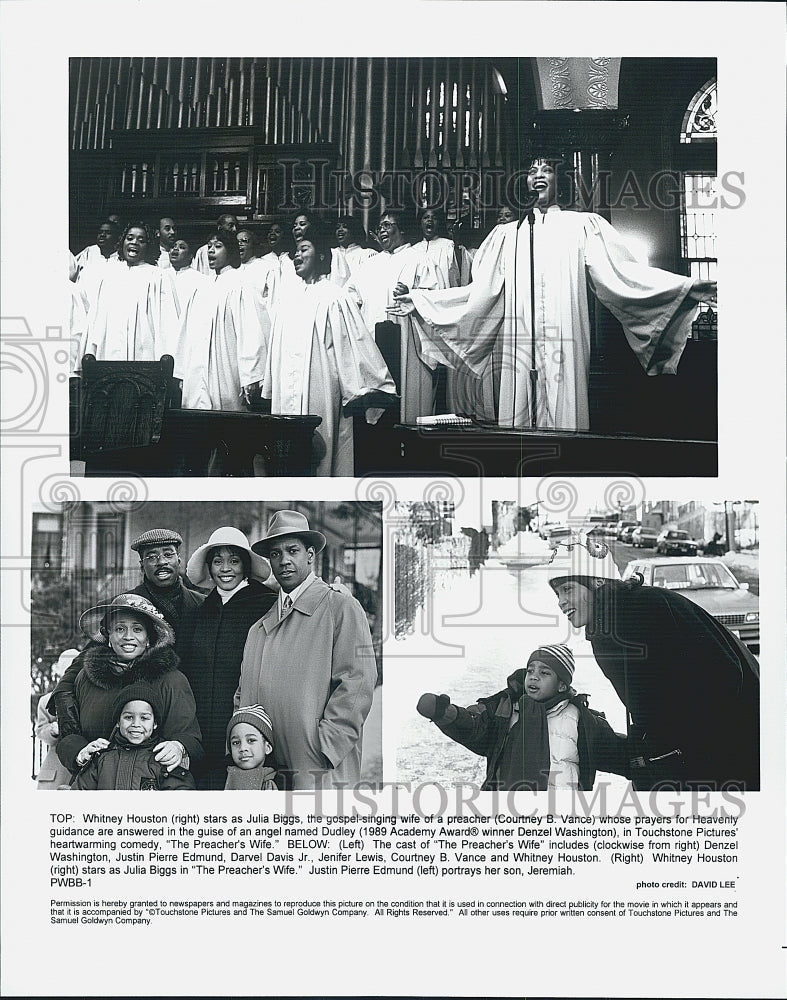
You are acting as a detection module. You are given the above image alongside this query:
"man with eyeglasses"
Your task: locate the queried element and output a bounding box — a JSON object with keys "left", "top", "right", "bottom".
{"left": 127, "top": 529, "right": 205, "bottom": 632}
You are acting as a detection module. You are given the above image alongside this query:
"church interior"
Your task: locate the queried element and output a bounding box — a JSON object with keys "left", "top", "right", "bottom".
{"left": 69, "top": 56, "right": 718, "bottom": 475}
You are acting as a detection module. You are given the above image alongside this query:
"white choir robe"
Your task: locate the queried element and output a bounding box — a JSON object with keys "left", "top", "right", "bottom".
{"left": 69, "top": 281, "right": 90, "bottom": 371}
{"left": 240, "top": 255, "right": 279, "bottom": 323}
{"left": 407, "top": 237, "right": 466, "bottom": 413}
{"left": 75, "top": 253, "right": 119, "bottom": 310}
{"left": 262, "top": 277, "right": 396, "bottom": 477}
{"left": 156, "top": 246, "right": 172, "bottom": 269}
{"left": 180, "top": 268, "right": 271, "bottom": 411}
{"left": 167, "top": 266, "right": 209, "bottom": 318}
{"left": 253, "top": 251, "right": 301, "bottom": 323}
{"left": 407, "top": 206, "right": 698, "bottom": 431}
{"left": 191, "top": 243, "right": 212, "bottom": 276}
{"left": 78, "top": 261, "right": 180, "bottom": 373}
{"left": 74, "top": 243, "right": 102, "bottom": 272}
{"left": 329, "top": 244, "right": 378, "bottom": 287}
{"left": 241, "top": 255, "right": 278, "bottom": 292}
{"left": 346, "top": 244, "right": 437, "bottom": 422}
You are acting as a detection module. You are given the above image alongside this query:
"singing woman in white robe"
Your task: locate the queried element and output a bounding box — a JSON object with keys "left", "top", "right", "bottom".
{"left": 263, "top": 228, "right": 396, "bottom": 477}
{"left": 330, "top": 215, "right": 377, "bottom": 287}
{"left": 346, "top": 210, "right": 442, "bottom": 422}
{"left": 395, "top": 159, "right": 716, "bottom": 431}
{"left": 180, "top": 233, "right": 271, "bottom": 411}
{"left": 78, "top": 222, "right": 180, "bottom": 373}
{"left": 254, "top": 220, "right": 300, "bottom": 324}
{"left": 165, "top": 238, "right": 209, "bottom": 319}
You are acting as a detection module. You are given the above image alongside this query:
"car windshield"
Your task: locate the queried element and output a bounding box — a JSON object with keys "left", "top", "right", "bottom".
{"left": 652, "top": 563, "right": 738, "bottom": 590}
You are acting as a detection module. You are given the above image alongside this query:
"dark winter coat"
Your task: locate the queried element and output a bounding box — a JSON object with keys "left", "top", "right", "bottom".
{"left": 52, "top": 580, "right": 205, "bottom": 732}
{"left": 177, "top": 580, "right": 278, "bottom": 789}
{"left": 73, "top": 731, "right": 195, "bottom": 790}
{"left": 54, "top": 642, "right": 203, "bottom": 774}
{"left": 436, "top": 669, "right": 629, "bottom": 791}
{"left": 128, "top": 578, "right": 205, "bottom": 633}
{"left": 585, "top": 582, "right": 760, "bottom": 790}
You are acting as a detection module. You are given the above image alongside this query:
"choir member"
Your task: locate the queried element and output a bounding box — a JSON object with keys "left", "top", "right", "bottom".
{"left": 330, "top": 214, "right": 377, "bottom": 287}
{"left": 263, "top": 223, "right": 396, "bottom": 476}
{"left": 395, "top": 156, "right": 716, "bottom": 429}
{"left": 77, "top": 221, "right": 179, "bottom": 371}
{"left": 180, "top": 231, "right": 270, "bottom": 412}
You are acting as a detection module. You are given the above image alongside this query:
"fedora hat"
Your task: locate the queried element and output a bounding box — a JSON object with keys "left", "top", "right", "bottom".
{"left": 79, "top": 593, "right": 174, "bottom": 648}
{"left": 186, "top": 526, "right": 273, "bottom": 589}
{"left": 251, "top": 510, "right": 326, "bottom": 557}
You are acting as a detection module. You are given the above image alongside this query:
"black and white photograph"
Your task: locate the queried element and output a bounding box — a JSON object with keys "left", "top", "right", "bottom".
{"left": 391, "top": 496, "right": 760, "bottom": 792}
{"left": 29, "top": 500, "right": 383, "bottom": 791}
{"left": 2, "top": 1, "right": 785, "bottom": 997}
{"left": 68, "top": 55, "right": 719, "bottom": 478}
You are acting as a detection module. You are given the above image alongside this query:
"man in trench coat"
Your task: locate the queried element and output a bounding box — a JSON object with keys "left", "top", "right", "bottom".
{"left": 235, "top": 510, "right": 377, "bottom": 789}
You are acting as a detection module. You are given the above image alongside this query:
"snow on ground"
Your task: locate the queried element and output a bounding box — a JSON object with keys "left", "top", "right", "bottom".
{"left": 387, "top": 559, "right": 628, "bottom": 791}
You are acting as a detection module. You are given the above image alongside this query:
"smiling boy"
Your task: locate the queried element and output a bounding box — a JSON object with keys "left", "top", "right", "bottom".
{"left": 417, "top": 645, "right": 629, "bottom": 791}
{"left": 224, "top": 705, "right": 277, "bottom": 790}
{"left": 72, "top": 683, "right": 195, "bottom": 790}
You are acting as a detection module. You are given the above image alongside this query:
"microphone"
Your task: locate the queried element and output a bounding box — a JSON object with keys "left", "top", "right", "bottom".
{"left": 517, "top": 187, "right": 541, "bottom": 227}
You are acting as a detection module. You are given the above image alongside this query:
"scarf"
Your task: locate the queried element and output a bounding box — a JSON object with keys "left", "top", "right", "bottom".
{"left": 140, "top": 577, "right": 184, "bottom": 629}
{"left": 491, "top": 669, "right": 574, "bottom": 790}
{"left": 224, "top": 765, "right": 278, "bottom": 790}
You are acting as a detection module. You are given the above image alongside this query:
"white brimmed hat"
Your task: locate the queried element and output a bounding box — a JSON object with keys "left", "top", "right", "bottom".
{"left": 186, "top": 526, "right": 273, "bottom": 589}
{"left": 251, "top": 510, "right": 326, "bottom": 557}
{"left": 545, "top": 536, "right": 621, "bottom": 589}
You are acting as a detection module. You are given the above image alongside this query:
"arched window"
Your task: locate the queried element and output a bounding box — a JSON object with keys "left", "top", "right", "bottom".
{"left": 680, "top": 78, "right": 717, "bottom": 144}
{"left": 679, "top": 78, "right": 717, "bottom": 337}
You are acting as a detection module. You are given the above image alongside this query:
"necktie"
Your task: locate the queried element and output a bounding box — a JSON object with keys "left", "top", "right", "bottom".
{"left": 281, "top": 594, "right": 292, "bottom": 619}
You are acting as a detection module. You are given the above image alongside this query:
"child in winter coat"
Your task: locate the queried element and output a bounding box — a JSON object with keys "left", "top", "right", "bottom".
{"left": 73, "top": 683, "right": 195, "bottom": 790}
{"left": 224, "top": 705, "right": 278, "bottom": 790}
{"left": 417, "top": 645, "right": 629, "bottom": 791}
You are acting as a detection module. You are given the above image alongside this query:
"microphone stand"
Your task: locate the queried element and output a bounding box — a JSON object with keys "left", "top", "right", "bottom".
{"left": 513, "top": 191, "right": 540, "bottom": 429}
{"left": 527, "top": 209, "right": 538, "bottom": 429}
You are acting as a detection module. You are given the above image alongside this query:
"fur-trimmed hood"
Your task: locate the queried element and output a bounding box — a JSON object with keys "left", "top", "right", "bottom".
{"left": 77, "top": 641, "right": 180, "bottom": 691}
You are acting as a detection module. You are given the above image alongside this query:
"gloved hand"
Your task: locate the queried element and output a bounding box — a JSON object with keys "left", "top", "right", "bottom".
{"left": 417, "top": 693, "right": 455, "bottom": 722}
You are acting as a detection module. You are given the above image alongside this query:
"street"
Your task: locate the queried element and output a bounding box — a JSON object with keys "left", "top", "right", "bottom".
{"left": 388, "top": 556, "right": 628, "bottom": 790}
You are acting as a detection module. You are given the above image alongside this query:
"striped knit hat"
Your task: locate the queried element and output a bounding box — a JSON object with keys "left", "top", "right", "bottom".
{"left": 527, "top": 645, "right": 575, "bottom": 687}
{"left": 226, "top": 705, "right": 274, "bottom": 752}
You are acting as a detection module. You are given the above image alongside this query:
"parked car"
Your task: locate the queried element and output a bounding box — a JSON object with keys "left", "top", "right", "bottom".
{"left": 616, "top": 520, "right": 639, "bottom": 542}
{"left": 631, "top": 526, "right": 659, "bottom": 548}
{"left": 545, "top": 524, "right": 573, "bottom": 548}
{"left": 622, "top": 556, "right": 759, "bottom": 653}
{"left": 656, "top": 529, "right": 699, "bottom": 556}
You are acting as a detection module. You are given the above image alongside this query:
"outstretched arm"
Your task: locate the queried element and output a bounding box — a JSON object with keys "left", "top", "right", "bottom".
{"left": 417, "top": 692, "right": 495, "bottom": 758}
{"left": 687, "top": 279, "right": 717, "bottom": 305}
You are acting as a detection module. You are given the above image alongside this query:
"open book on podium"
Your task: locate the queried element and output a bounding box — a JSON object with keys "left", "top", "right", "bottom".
{"left": 415, "top": 413, "right": 474, "bottom": 427}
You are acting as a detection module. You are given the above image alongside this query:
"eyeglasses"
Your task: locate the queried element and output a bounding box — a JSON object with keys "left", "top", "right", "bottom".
{"left": 142, "top": 548, "right": 178, "bottom": 563}
{"left": 546, "top": 537, "right": 610, "bottom": 564}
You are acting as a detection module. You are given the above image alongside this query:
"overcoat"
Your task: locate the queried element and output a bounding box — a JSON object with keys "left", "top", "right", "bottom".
{"left": 178, "top": 580, "right": 277, "bottom": 788}
{"left": 586, "top": 582, "right": 760, "bottom": 790}
{"left": 236, "top": 578, "right": 376, "bottom": 788}
{"left": 54, "top": 642, "right": 203, "bottom": 775}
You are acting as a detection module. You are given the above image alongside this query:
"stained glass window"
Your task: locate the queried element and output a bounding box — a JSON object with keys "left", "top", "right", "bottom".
{"left": 679, "top": 79, "right": 717, "bottom": 336}
{"left": 680, "top": 78, "right": 717, "bottom": 144}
